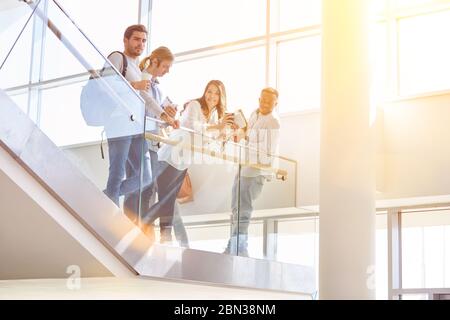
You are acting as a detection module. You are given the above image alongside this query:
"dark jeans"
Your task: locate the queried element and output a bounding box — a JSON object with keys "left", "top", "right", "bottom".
{"left": 142, "top": 162, "right": 187, "bottom": 236}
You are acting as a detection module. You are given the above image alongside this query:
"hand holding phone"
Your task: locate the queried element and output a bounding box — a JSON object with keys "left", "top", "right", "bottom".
{"left": 224, "top": 112, "right": 235, "bottom": 125}
{"left": 162, "top": 97, "right": 178, "bottom": 118}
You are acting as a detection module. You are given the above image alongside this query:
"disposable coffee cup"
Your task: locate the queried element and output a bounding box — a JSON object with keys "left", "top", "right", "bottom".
{"left": 141, "top": 72, "right": 151, "bottom": 80}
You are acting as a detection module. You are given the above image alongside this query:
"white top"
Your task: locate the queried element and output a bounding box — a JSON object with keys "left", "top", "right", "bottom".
{"left": 241, "top": 110, "right": 280, "bottom": 178}
{"left": 158, "top": 100, "right": 218, "bottom": 170}
{"left": 108, "top": 52, "right": 164, "bottom": 120}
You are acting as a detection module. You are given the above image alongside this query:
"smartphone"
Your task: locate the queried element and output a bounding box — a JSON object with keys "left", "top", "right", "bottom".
{"left": 224, "top": 112, "right": 235, "bottom": 125}
{"left": 162, "top": 96, "right": 177, "bottom": 109}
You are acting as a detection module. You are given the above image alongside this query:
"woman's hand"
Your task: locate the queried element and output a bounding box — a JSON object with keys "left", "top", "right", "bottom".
{"left": 161, "top": 112, "right": 180, "bottom": 129}
{"left": 164, "top": 105, "right": 178, "bottom": 118}
{"left": 131, "top": 80, "right": 151, "bottom": 91}
{"left": 218, "top": 113, "right": 235, "bottom": 130}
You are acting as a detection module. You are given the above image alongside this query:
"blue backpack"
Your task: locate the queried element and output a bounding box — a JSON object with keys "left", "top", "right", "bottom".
{"left": 80, "top": 51, "right": 128, "bottom": 126}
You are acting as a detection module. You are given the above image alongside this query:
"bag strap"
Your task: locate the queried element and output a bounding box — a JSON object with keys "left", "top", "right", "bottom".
{"left": 98, "top": 53, "right": 128, "bottom": 159}
{"left": 107, "top": 51, "right": 128, "bottom": 78}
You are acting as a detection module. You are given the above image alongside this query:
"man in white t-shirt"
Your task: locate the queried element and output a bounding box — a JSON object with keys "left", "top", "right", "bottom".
{"left": 103, "top": 25, "right": 178, "bottom": 229}
{"left": 224, "top": 87, "right": 280, "bottom": 257}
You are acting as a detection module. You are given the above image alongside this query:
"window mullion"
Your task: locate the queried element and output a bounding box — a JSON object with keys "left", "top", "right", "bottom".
{"left": 138, "top": 0, "right": 152, "bottom": 54}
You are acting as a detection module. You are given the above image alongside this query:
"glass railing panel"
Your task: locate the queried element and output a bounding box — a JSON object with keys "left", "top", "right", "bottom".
{"left": 277, "top": 217, "right": 319, "bottom": 266}
{"left": 142, "top": 120, "right": 242, "bottom": 252}
{"left": 143, "top": 114, "right": 303, "bottom": 259}
{"left": 230, "top": 141, "right": 298, "bottom": 258}
{"left": 276, "top": 214, "right": 319, "bottom": 292}
{"left": 0, "top": 0, "right": 146, "bottom": 221}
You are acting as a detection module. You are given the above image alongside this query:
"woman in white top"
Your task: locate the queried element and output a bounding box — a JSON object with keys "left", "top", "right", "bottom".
{"left": 142, "top": 80, "right": 234, "bottom": 243}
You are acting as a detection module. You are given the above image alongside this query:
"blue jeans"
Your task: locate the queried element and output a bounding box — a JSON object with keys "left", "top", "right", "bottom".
{"left": 104, "top": 134, "right": 143, "bottom": 206}
{"left": 225, "top": 174, "right": 265, "bottom": 255}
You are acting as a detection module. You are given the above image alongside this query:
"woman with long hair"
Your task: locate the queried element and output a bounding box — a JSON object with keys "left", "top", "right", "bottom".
{"left": 142, "top": 80, "right": 234, "bottom": 243}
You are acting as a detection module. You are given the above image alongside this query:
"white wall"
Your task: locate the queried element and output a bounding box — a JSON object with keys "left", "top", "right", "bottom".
{"left": 379, "top": 92, "right": 450, "bottom": 199}
{"left": 279, "top": 112, "right": 321, "bottom": 206}
{"left": 277, "top": 91, "right": 450, "bottom": 205}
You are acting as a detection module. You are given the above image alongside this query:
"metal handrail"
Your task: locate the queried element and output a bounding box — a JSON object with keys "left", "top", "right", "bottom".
{"left": 145, "top": 131, "right": 289, "bottom": 180}
{"left": 145, "top": 116, "right": 297, "bottom": 165}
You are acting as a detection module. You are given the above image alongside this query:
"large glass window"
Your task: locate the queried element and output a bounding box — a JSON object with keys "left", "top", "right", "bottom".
{"left": 162, "top": 47, "right": 266, "bottom": 116}
{"left": 277, "top": 0, "right": 321, "bottom": 32}
{"left": 5, "top": 0, "right": 450, "bottom": 113}
{"left": 150, "top": 0, "right": 266, "bottom": 53}
{"left": 376, "top": 214, "right": 388, "bottom": 300}
{"left": 57, "top": 0, "right": 140, "bottom": 57}
{"left": 39, "top": 83, "right": 103, "bottom": 146}
{"left": 277, "top": 36, "right": 321, "bottom": 112}
{"left": 402, "top": 210, "right": 450, "bottom": 289}
{"left": 42, "top": 0, "right": 140, "bottom": 80}
{"left": 398, "top": 10, "right": 450, "bottom": 96}
{"left": 0, "top": 4, "right": 33, "bottom": 89}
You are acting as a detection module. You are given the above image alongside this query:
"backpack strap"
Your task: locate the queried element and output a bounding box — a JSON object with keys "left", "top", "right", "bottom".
{"left": 107, "top": 51, "right": 128, "bottom": 78}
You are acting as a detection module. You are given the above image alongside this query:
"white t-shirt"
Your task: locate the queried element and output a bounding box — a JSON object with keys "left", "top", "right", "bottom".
{"left": 241, "top": 110, "right": 280, "bottom": 178}
{"left": 158, "top": 100, "right": 218, "bottom": 170}
{"left": 108, "top": 52, "right": 164, "bottom": 120}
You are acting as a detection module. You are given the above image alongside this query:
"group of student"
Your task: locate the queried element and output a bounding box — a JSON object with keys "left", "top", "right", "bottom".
{"left": 102, "top": 24, "right": 280, "bottom": 257}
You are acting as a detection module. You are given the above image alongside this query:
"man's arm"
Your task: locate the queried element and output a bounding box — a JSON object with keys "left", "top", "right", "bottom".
{"left": 139, "top": 89, "right": 164, "bottom": 118}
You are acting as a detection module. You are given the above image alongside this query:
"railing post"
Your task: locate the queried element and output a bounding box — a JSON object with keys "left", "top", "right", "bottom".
{"left": 387, "top": 207, "right": 402, "bottom": 300}
{"left": 263, "top": 218, "right": 278, "bottom": 260}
